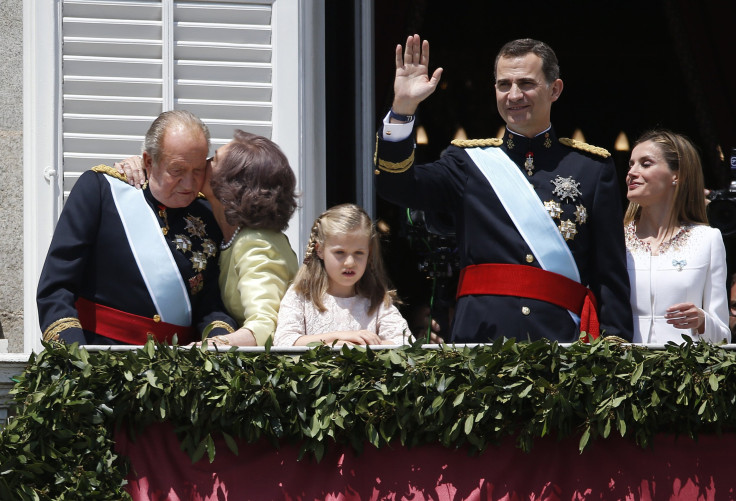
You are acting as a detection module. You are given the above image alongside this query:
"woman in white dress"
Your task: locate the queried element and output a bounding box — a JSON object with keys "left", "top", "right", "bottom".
{"left": 624, "top": 130, "right": 730, "bottom": 344}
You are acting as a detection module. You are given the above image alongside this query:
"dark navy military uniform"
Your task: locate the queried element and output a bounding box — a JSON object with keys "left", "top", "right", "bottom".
{"left": 37, "top": 167, "right": 237, "bottom": 345}
{"left": 375, "top": 126, "right": 633, "bottom": 343}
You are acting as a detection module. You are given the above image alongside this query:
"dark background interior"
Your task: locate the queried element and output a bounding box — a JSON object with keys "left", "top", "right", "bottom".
{"left": 325, "top": 0, "right": 736, "bottom": 331}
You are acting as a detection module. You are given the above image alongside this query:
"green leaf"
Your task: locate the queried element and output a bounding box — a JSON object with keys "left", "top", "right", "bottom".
{"left": 631, "top": 363, "right": 643, "bottom": 385}
{"left": 222, "top": 432, "right": 239, "bottom": 456}
{"left": 579, "top": 427, "right": 591, "bottom": 452}
{"left": 464, "top": 415, "right": 474, "bottom": 436}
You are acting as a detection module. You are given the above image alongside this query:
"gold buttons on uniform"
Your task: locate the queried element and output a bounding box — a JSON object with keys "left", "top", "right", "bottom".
{"left": 374, "top": 169, "right": 380, "bottom": 175}
{"left": 525, "top": 254, "right": 534, "bottom": 263}
{"left": 153, "top": 315, "right": 161, "bottom": 323}
{"left": 521, "top": 306, "right": 530, "bottom": 315}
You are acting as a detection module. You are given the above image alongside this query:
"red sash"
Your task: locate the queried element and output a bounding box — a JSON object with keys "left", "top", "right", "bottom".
{"left": 75, "top": 297, "right": 195, "bottom": 345}
{"left": 456, "top": 263, "right": 599, "bottom": 341}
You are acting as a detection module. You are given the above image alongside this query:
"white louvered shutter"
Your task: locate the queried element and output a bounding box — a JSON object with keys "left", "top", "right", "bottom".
{"left": 61, "top": 0, "right": 275, "bottom": 198}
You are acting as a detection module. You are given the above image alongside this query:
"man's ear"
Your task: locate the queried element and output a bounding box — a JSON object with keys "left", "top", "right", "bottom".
{"left": 142, "top": 151, "right": 154, "bottom": 175}
{"left": 550, "top": 78, "right": 563, "bottom": 102}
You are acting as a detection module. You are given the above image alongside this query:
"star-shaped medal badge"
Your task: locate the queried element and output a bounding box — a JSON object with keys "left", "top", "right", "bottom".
{"left": 174, "top": 234, "right": 192, "bottom": 253}
{"left": 544, "top": 200, "right": 563, "bottom": 219}
{"left": 201, "top": 239, "right": 217, "bottom": 258}
{"left": 190, "top": 251, "right": 207, "bottom": 272}
{"left": 184, "top": 215, "right": 207, "bottom": 238}
{"left": 559, "top": 220, "right": 578, "bottom": 241}
{"left": 574, "top": 204, "right": 588, "bottom": 225}
{"left": 550, "top": 176, "right": 582, "bottom": 203}
{"left": 189, "top": 273, "right": 204, "bottom": 294}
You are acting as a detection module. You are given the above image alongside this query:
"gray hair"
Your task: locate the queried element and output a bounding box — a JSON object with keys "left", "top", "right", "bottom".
{"left": 143, "top": 110, "right": 211, "bottom": 165}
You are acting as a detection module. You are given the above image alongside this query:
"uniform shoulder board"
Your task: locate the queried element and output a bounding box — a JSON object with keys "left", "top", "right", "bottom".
{"left": 450, "top": 138, "right": 503, "bottom": 148}
{"left": 91, "top": 164, "right": 128, "bottom": 182}
{"left": 558, "top": 137, "right": 611, "bottom": 158}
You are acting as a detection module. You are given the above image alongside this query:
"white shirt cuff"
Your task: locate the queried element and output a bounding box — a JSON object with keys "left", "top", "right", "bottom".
{"left": 382, "top": 111, "right": 414, "bottom": 142}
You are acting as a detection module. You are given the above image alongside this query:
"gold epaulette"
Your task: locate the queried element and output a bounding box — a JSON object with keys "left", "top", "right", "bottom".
{"left": 559, "top": 138, "right": 611, "bottom": 158}
{"left": 450, "top": 138, "right": 503, "bottom": 148}
{"left": 91, "top": 164, "right": 128, "bottom": 182}
{"left": 42, "top": 317, "right": 82, "bottom": 342}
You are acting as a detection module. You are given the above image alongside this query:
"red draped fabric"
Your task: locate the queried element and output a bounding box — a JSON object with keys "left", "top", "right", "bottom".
{"left": 115, "top": 422, "right": 734, "bottom": 500}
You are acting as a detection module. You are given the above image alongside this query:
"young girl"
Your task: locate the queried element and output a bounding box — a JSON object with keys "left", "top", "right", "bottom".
{"left": 273, "top": 204, "right": 410, "bottom": 346}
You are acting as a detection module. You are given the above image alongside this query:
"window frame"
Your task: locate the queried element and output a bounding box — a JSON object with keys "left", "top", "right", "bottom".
{"left": 23, "top": 0, "right": 326, "bottom": 353}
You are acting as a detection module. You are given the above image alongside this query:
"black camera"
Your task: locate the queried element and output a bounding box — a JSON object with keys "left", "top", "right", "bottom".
{"left": 405, "top": 209, "right": 460, "bottom": 278}
{"left": 707, "top": 148, "right": 736, "bottom": 237}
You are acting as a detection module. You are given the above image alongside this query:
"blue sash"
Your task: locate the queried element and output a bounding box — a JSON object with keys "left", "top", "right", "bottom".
{"left": 105, "top": 176, "right": 192, "bottom": 326}
{"left": 465, "top": 147, "right": 581, "bottom": 283}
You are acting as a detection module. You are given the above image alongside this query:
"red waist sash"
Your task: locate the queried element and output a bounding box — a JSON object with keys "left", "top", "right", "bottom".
{"left": 456, "top": 263, "right": 599, "bottom": 341}
{"left": 75, "top": 297, "right": 195, "bottom": 345}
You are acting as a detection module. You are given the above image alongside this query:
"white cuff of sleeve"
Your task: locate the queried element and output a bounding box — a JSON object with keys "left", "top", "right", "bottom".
{"left": 382, "top": 111, "right": 414, "bottom": 142}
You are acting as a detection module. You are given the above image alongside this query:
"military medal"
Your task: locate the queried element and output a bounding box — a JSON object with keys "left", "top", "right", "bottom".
{"left": 524, "top": 152, "right": 534, "bottom": 176}
{"left": 551, "top": 176, "right": 582, "bottom": 203}
{"left": 543, "top": 132, "right": 552, "bottom": 149}
{"left": 201, "top": 239, "right": 217, "bottom": 258}
{"left": 507, "top": 134, "right": 515, "bottom": 150}
{"left": 559, "top": 220, "right": 578, "bottom": 241}
{"left": 174, "top": 234, "right": 192, "bottom": 253}
{"left": 184, "top": 215, "right": 207, "bottom": 238}
{"left": 157, "top": 205, "right": 170, "bottom": 235}
{"left": 189, "top": 273, "right": 204, "bottom": 294}
{"left": 544, "top": 200, "right": 562, "bottom": 219}
{"left": 190, "top": 251, "right": 207, "bottom": 272}
{"left": 574, "top": 204, "right": 588, "bottom": 224}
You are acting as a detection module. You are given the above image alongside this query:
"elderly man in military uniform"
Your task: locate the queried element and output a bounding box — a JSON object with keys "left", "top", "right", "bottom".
{"left": 37, "top": 110, "right": 237, "bottom": 345}
{"left": 374, "top": 35, "right": 633, "bottom": 343}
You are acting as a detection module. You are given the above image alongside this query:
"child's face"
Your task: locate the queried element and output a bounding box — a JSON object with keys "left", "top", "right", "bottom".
{"left": 318, "top": 230, "right": 370, "bottom": 297}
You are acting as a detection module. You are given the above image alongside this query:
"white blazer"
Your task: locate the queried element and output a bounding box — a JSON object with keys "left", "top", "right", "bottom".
{"left": 626, "top": 223, "right": 730, "bottom": 344}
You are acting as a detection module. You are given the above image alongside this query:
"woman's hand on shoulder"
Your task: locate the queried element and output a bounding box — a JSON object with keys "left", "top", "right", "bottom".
{"left": 114, "top": 155, "right": 147, "bottom": 189}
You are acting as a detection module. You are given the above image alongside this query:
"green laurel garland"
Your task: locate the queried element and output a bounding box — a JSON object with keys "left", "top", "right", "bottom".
{"left": 1, "top": 337, "right": 735, "bottom": 499}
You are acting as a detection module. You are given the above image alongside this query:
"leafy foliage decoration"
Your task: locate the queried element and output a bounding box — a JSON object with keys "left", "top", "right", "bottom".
{"left": 1, "top": 337, "right": 736, "bottom": 499}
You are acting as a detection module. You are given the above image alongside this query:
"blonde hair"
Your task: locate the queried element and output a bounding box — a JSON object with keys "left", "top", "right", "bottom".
{"left": 293, "top": 203, "right": 398, "bottom": 313}
{"left": 624, "top": 129, "right": 708, "bottom": 230}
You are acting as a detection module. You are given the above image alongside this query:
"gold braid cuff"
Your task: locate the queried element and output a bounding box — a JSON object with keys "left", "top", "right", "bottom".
{"left": 558, "top": 138, "right": 611, "bottom": 158}
{"left": 91, "top": 164, "right": 129, "bottom": 182}
{"left": 376, "top": 151, "right": 415, "bottom": 174}
{"left": 208, "top": 321, "right": 235, "bottom": 334}
{"left": 42, "top": 317, "right": 82, "bottom": 342}
{"left": 451, "top": 138, "right": 503, "bottom": 148}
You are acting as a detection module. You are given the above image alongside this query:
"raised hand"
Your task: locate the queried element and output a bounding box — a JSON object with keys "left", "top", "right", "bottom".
{"left": 392, "top": 34, "right": 443, "bottom": 116}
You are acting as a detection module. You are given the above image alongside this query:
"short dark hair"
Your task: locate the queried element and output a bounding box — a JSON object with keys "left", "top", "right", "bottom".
{"left": 494, "top": 38, "right": 560, "bottom": 84}
{"left": 210, "top": 130, "right": 298, "bottom": 232}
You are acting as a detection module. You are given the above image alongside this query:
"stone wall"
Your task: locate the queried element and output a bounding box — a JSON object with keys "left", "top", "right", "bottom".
{"left": 0, "top": 0, "right": 24, "bottom": 353}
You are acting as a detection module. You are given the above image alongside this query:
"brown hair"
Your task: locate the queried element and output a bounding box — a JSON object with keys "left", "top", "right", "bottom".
{"left": 210, "top": 130, "right": 297, "bottom": 231}
{"left": 293, "top": 203, "right": 398, "bottom": 314}
{"left": 624, "top": 129, "right": 708, "bottom": 229}
{"left": 494, "top": 38, "right": 560, "bottom": 84}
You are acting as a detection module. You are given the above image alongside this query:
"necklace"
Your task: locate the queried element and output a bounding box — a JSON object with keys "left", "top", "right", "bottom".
{"left": 220, "top": 226, "right": 241, "bottom": 250}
